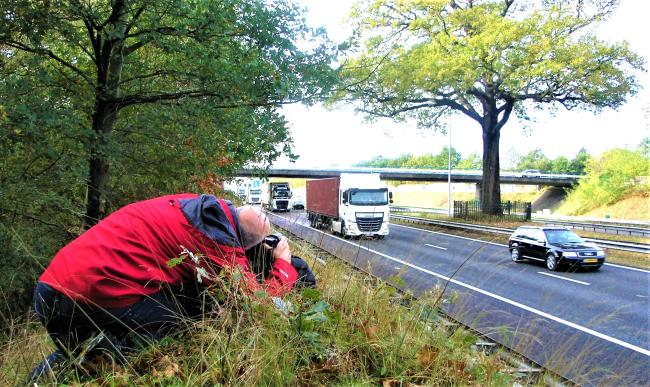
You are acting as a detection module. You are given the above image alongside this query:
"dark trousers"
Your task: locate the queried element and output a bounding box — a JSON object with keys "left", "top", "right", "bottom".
{"left": 33, "top": 282, "right": 203, "bottom": 357}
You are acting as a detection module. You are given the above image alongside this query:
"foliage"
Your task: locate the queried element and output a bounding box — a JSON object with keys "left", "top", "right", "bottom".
{"left": 514, "top": 148, "right": 589, "bottom": 174}
{"left": 1, "top": 0, "right": 338, "bottom": 224}
{"left": 333, "top": 0, "right": 644, "bottom": 213}
{"left": 357, "top": 146, "right": 463, "bottom": 169}
{"left": 0, "top": 0, "right": 337, "bottom": 315}
{"left": 559, "top": 142, "right": 650, "bottom": 215}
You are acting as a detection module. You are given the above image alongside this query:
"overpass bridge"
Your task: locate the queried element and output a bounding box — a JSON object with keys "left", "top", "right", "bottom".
{"left": 234, "top": 167, "right": 581, "bottom": 187}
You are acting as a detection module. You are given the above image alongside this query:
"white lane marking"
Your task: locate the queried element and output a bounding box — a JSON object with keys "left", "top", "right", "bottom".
{"left": 636, "top": 295, "right": 648, "bottom": 298}
{"left": 392, "top": 223, "right": 650, "bottom": 274}
{"left": 272, "top": 214, "right": 650, "bottom": 356}
{"left": 603, "top": 263, "right": 650, "bottom": 274}
{"left": 537, "top": 272, "right": 591, "bottom": 285}
{"left": 393, "top": 223, "right": 505, "bottom": 247}
{"left": 425, "top": 243, "right": 447, "bottom": 250}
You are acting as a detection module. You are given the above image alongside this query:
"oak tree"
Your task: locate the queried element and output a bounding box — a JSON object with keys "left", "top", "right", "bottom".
{"left": 335, "top": 0, "right": 643, "bottom": 213}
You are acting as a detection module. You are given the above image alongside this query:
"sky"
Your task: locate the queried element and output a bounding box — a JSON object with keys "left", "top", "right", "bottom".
{"left": 274, "top": 0, "right": 649, "bottom": 169}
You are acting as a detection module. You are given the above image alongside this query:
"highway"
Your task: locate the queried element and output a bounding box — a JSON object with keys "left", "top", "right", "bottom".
{"left": 270, "top": 211, "right": 650, "bottom": 386}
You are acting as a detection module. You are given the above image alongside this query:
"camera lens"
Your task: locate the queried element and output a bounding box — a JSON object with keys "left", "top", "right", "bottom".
{"left": 263, "top": 234, "right": 280, "bottom": 248}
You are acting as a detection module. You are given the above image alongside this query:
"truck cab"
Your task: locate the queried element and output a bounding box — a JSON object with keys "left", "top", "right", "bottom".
{"left": 246, "top": 178, "right": 263, "bottom": 205}
{"left": 268, "top": 182, "right": 292, "bottom": 212}
{"left": 334, "top": 177, "right": 391, "bottom": 238}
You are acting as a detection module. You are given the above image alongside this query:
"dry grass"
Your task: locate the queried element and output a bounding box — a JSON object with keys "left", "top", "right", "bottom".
{"left": 580, "top": 192, "right": 650, "bottom": 221}
{"left": 1, "top": 238, "right": 521, "bottom": 386}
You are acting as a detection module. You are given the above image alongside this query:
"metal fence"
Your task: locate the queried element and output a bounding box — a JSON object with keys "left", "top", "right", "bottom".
{"left": 453, "top": 200, "right": 532, "bottom": 221}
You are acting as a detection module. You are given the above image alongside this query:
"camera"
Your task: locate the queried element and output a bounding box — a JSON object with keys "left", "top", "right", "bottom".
{"left": 263, "top": 234, "right": 281, "bottom": 248}
{"left": 246, "top": 234, "right": 282, "bottom": 283}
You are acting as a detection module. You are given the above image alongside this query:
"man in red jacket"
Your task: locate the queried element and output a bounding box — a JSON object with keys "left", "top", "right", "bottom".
{"left": 32, "top": 193, "right": 298, "bottom": 368}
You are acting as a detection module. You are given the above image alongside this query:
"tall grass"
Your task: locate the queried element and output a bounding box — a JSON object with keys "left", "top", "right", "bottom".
{"left": 1, "top": 238, "right": 519, "bottom": 386}
{"left": 559, "top": 148, "right": 650, "bottom": 216}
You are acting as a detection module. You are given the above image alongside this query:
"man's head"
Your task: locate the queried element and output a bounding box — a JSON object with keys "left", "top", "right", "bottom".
{"left": 236, "top": 205, "right": 271, "bottom": 250}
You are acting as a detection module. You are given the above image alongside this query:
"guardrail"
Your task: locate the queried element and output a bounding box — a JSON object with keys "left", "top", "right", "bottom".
{"left": 390, "top": 214, "right": 650, "bottom": 254}
{"left": 390, "top": 206, "right": 650, "bottom": 239}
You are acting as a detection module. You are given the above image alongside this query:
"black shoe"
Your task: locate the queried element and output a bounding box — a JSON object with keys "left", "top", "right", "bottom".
{"left": 25, "top": 349, "right": 66, "bottom": 385}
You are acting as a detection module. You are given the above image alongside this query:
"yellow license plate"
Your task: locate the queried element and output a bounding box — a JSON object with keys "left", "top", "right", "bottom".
{"left": 583, "top": 258, "right": 598, "bottom": 263}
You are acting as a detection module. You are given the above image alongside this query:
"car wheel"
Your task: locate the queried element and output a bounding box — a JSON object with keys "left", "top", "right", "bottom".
{"left": 546, "top": 253, "right": 558, "bottom": 271}
{"left": 510, "top": 246, "right": 522, "bottom": 262}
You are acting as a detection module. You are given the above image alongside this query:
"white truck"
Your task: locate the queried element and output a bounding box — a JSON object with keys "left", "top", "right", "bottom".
{"left": 246, "top": 178, "right": 264, "bottom": 205}
{"left": 306, "top": 173, "right": 391, "bottom": 239}
{"left": 267, "top": 182, "right": 292, "bottom": 212}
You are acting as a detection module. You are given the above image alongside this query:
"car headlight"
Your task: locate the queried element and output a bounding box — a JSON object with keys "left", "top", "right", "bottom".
{"left": 563, "top": 252, "right": 578, "bottom": 258}
{"left": 596, "top": 249, "right": 605, "bottom": 257}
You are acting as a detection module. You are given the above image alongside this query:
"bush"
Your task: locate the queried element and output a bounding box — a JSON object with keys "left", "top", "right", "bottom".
{"left": 560, "top": 146, "right": 650, "bottom": 215}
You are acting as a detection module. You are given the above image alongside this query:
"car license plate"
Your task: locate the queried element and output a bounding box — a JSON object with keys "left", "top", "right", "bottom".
{"left": 583, "top": 258, "right": 598, "bottom": 263}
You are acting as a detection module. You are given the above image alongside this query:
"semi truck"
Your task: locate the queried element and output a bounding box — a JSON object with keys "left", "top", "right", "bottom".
{"left": 267, "top": 182, "right": 292, "bottom": 212}
{"left": 246, "top": 178, "right": 264, "bottom": 205}
{"left": 306, "top": 173, "right": 391, "bottom": 238}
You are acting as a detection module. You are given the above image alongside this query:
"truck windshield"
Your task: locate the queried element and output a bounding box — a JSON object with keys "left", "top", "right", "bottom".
{"left": 349, "top": 189, "right": 388, "bottom": 206}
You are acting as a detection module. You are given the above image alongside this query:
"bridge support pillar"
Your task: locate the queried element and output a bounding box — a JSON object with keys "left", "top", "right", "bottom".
{"left": 475, "top": 183, "right": 481, "bottom": 201}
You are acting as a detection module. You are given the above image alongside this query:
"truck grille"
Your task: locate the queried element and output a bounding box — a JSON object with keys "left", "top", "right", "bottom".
{"left": 356, "top": 215, "right": 383, "bottom": 232}
{"left": 276, "top": 200, "right": 289, "bottom": 210}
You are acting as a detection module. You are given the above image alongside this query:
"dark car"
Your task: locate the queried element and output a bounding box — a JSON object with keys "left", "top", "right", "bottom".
{"left": 292, "top": 197, "right": 305, "bottom": 210}
{"left": 508, "top": 225, "right": 605, "bottom": 271}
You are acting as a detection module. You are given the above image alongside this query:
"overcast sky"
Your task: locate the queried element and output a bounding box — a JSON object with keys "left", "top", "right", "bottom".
{"left": 274, "top": 0, "right": 649, "bottom": 169}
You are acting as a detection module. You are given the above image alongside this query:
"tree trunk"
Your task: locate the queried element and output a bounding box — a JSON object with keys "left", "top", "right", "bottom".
{"left": 82, "top": 3, "right": 128, "bottom": 228}
{"left": 481, "top": 121, "right": 501, "bottom": 215}
{"left": 84, "top": 103, "right": 112, "bottom": 228}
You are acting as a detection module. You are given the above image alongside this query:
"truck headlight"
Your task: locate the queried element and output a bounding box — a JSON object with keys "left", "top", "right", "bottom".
{"left": 563, "top": 252, "right": 578, "bottom": 258}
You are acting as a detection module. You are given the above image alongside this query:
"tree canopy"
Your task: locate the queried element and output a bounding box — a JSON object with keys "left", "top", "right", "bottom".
{"left": 333, "top": 0, "right": 644, "bottom": 213}
{"left": 1, "top": 0, "right": 337, "bottom": 226}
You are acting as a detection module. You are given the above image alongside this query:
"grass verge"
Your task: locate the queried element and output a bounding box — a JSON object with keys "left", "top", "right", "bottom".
{"left": 1, "top": 239, "right": 527, "bottom": 386}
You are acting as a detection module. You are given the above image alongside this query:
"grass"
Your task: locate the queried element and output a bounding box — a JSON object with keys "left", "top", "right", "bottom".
{"left": 1, "top": 238, "right": 527, "bottom": 386}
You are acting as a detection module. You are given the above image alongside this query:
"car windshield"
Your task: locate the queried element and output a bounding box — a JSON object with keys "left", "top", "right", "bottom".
{"left": 349, "top": 189, "right": 388, "bottom": 206}
{"left": 544, "top": 230, "right": 584, "bottom": 244}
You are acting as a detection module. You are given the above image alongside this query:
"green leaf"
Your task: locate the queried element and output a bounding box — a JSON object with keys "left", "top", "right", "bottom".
{"left": 166, "top": 254, "right": 187, "bottom": 268}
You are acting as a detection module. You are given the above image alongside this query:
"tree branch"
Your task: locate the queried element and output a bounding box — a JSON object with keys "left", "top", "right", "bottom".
{"left": 3, "top": 41, "right": 94, "bottom": 87}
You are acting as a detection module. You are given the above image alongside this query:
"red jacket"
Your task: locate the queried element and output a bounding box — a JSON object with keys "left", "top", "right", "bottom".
{"left": 39, "top": 194, "right": 298, "bottom": 308}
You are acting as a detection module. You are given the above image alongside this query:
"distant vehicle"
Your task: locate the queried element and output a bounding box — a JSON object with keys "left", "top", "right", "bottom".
{"left": 508, "top": 226, "right": 605, "bottom": 271}
{"left": 267, "top": 182, "right": 292, "bottom": 212}
{"left": 246, "top": 178, "right": 263, "bottom": 205}
{"left": 306, "top": 173, "right": 391, "bottom": 239}
{"left": 520, "top": 169, "right": 541, "bottom": 177}
{"left": 292, "top": 196, "right": 305, "bottom": 210}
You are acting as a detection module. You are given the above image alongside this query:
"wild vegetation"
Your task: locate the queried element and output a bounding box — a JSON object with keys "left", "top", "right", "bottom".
{"left": 558, "top": 140, "right": 650, "bottom": 217}
{"left": 2, "top": 239, "right": 521, "bottom": 386}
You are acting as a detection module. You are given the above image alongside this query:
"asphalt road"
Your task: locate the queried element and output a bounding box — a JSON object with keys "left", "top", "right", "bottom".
{"left": 269, "top": 211, "right": 650, "bottom": 386}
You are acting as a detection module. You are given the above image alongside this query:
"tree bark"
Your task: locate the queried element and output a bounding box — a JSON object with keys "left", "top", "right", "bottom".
{"left": 83, "top": 2, "right": 128, "bottom": 228}
{"left": 481, "top": 117, "right": 502, "bottom": 215}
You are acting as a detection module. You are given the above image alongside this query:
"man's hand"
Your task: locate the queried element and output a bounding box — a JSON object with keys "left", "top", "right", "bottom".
{"left": 271, "top": 236, "right": 291, "bottom": 264}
